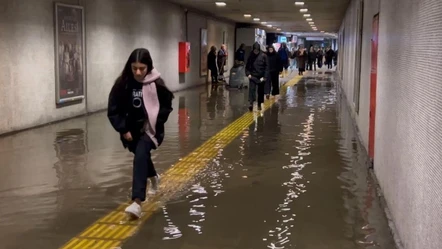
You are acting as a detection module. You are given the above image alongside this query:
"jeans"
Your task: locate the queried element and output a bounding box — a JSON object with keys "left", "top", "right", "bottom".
{"left": 130, "top": 134, "right": 157, "bottom": 202}
{"left": 249, "top": 79, "right": 265, "bottom": 106}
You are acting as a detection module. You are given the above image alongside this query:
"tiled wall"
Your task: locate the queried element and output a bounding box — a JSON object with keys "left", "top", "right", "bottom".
{"left": 339, "top": 0, "right": 442, "bottom": 248}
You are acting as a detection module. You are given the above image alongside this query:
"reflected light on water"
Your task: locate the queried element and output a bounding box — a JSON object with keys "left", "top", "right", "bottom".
{"left": 264, "top": 112, "right": 315, "bottom": 248}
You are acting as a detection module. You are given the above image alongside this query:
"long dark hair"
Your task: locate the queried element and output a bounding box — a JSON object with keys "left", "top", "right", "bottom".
{"left": 113, "top": 48, "right": 173, "bottom": 98}
{"left": 115, "top": 48, "right": 153, "bottom": 86}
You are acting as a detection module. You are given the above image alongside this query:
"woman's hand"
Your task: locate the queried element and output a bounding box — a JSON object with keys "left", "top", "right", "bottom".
{"left": 123, "top": 132, "right": 133, "bottom": 141}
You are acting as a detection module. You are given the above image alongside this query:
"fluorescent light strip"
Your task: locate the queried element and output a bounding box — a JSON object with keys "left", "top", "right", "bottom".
{"left": 215, "top": 2, "right": 226, "bottom": 6}
{"left": 294, "top": 2, "right": 305, "bottom": 5}
{"left": 244, "top": 14, "right": 252, "bottom": 18}
{"left": 300, "top": 9, "right": 308, "bottom": 12}
{"left": 303, "top": 14, "right": 311, "bottom": 17}
{"left": 253, "top": 18, "right": 260, "bottom": 21}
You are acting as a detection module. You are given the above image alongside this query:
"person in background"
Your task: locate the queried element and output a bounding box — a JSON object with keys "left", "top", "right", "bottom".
{"left": 107, "top": 48, "right": 174, "bottom": 219}
{"left": 290, "top": 47, "right": 297, "bottom": 71}
{"left": 208, "top": 46, "right": 219, "bottom": 85}
{"left": 334, "top": 49, "right": 338, "bottom": 67}
{"left": 307, "top": 45, "right": 317, "bottom": 71}
{"left": 246, "top": 42, "right": 269, "bottom": 112}
{"left": 278, "top": 42, "right": 290, "bottom": 77}
{"left": 265, "top": 45, "right": 283, "bottom": 99}
{"left": 217, "top": 44, "right": 227, "bottom": 81}
{"left": 296, "top": 48, "right": 307, "bottom": 76}
{"left": 325, "top": 47, "right": 335, "bottom": 69}
{"left": 235, "top": 43, "right": 246, "bottom": 66}
{"left": 317, "top": 47, "right": 324, "bottom": 68}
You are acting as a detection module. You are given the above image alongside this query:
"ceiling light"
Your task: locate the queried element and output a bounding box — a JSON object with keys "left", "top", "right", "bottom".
{"left": 277, "top": 28, "right": 282, "bottom": 31}
{"left": 253, "top": 18, "right": 260, "bottom": 21}
{"left": 300, "top": 9, "right": 308, "bottom": 12}
{"left": 320, "top": 31, "right": 325, "bottom": 33}
{"left": 294, "top": 2, "right": 305, "bottom": 5}
{"left": 267, "top": 24, "right": 272, "bottom": 27}
{"left": 303, "top": 14, "right": 311, "bottom": 17}
{"left": 261, "top": 22, "right": 267, "bottom": 24}
{"left": 306, "top": 18, "right": 313, "bottom": 21}
{"left": 244, "top": 14, "right": 252, "bottom": 18}
{"left": 215, "top": 2, "right": 226, "bottom": 6}
{"left": 309, "top": 22, "right": 314, "bottom": 25}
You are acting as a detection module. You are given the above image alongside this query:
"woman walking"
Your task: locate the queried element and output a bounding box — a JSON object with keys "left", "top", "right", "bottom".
{"left": 107, "top": 48, "right": 174, "bottom": 218}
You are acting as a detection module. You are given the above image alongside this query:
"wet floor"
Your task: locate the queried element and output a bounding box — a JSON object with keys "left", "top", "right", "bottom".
{"left": 0, "top": 72, "right": 396, "bottom": 249}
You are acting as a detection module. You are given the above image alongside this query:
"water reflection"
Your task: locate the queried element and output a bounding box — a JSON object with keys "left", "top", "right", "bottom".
{"left": 265, "top": 111, "right": 315, "bottom": 248}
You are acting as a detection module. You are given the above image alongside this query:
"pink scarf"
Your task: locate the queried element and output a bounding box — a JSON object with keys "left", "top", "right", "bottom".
{"left": 142, "top": 69, "right": 161, "bottom": 147}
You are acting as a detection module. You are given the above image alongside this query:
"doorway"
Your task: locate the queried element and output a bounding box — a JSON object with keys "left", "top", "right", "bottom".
{"left": 369, "top": 14, "right": 379, "bottom": 160}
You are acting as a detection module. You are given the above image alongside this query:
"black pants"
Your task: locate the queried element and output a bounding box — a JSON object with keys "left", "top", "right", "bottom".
{"left": 210, "top": 68, "right": 218, "bottom": 83}
{"left": 270, "top": 71, "right": 280, "bottom": 95}
{"left": 129, "top": 134, "right": 157, "bottom": 202}
{"left": 249, "top": 80, "right": 265, "bottom": 106}
{"left": 308, "top": 60, "right": 316, "bottom": 71}
{"left": 327, "top": 59, "right": 333, "bottom": 69}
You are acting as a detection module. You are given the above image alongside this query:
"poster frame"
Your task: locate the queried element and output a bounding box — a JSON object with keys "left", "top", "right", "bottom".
{"left": 54, "top": 2, "right": 86, "bottom": 105}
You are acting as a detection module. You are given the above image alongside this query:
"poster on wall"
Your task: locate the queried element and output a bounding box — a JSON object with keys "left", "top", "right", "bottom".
{"left": 54, "top": 3, "right": 86, "bottom": 105}
{"left": 200, "top": 29, "right": 208, "bottom": 77}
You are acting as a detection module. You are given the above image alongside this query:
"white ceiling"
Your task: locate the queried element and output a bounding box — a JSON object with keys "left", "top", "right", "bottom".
{"left": 168, "top": 0, "right": 351, "bottom": 33}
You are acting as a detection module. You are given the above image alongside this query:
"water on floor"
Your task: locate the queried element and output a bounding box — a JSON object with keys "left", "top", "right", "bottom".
{"left": 0, "top": 73, "right": 396, "bottom": 249}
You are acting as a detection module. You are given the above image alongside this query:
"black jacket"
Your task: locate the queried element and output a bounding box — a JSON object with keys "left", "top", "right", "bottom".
{"left": 107, "top": 77, "right": 174, "bottom": 149}
{"left": 267, "top": 52, "right": 283, "bottom": 73}
{"left": 246, "top": 43, "right": 269, "bottom": 79}
{"left": 207, "top": 51, "right": 217, "bottom": 70}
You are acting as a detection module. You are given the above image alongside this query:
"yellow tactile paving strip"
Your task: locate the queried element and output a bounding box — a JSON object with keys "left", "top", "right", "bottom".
{"left": 59, "top": 75, "right": 303, "bottom": 249}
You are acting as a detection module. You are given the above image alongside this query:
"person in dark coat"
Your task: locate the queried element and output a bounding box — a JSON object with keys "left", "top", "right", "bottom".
{"left": 246, "top": 42, "right": 269, "bottom": 111}
{"left": 307, "top": 45, "right": 317, "bottom": 71}
{"left": 207, "top": 46, "right": 218, "bottom": 84}
{"left": 235, "top": 43, "right": 246, "bottom": 66}
{"left": 296, "top": 48, "right": 308, "bottom": 75}
{"left": 325, "top": 47, "right": 335, "bottom": 69}
{"left": 317, "top": 48, "right": 324, "bottom": 68}
{"left": 107, "top": 48, "right": 174, "bottom": 219}
{"left": 265, "top": 45, "right": 283, "bottom": 98}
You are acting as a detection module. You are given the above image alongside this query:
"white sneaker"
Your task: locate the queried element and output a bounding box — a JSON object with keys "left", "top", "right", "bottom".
{"left": 148, "top": 174, "right": 160, "bottom": 195}
{"left": 125, "top": 202, "right": 141, "bottom": 219}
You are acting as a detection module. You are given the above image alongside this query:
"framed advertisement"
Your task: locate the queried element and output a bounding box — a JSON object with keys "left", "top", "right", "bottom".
{"left": 54, "top": 3, "right": 86, "bottom": 105}
{"left": 200, "top": 29, "right": 208, "bottom": 77}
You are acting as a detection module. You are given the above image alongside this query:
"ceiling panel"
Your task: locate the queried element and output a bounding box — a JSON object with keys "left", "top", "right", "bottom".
{"left": 168, "top": 0, "right": 351, "bottom": 32}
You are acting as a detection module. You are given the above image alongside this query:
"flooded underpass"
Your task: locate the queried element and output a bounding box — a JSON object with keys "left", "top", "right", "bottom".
{"left": 0, "top": 72, "right": 396, "bottom": 249}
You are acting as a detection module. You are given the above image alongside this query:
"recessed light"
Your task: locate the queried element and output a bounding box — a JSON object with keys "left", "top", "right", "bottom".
{"left": 306, "top": 18, "right": 313, "bottom": 21}
{"left": 309, "top": 22, "right": 314, "bottom": 25}
{"left": 294, "top": 2, "right": 305, "bottom": 5}
{"left": 303, "top": 14, "right": 311, "bottom": 17}
{"left": 300, "top": 9, "right": 308, "bottom": 12}
{"left": 215, "top": 2, "right": 226, "bottom": 7}
{"left": 253, "top": 18, "right": 260, "bottom": 21}
{"left": 261, "top": 22, "right": 267, "bottom": 24}
{"left": 244, "top": 14, "right": 252, "bottom": 18}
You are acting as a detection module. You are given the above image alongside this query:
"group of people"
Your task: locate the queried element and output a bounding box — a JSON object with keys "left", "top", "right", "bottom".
{"left": 207, "top": 44, "right": 228, "bottom": 84}
{"left": 290, "top": 45, "right": 337, "bottom": 75}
